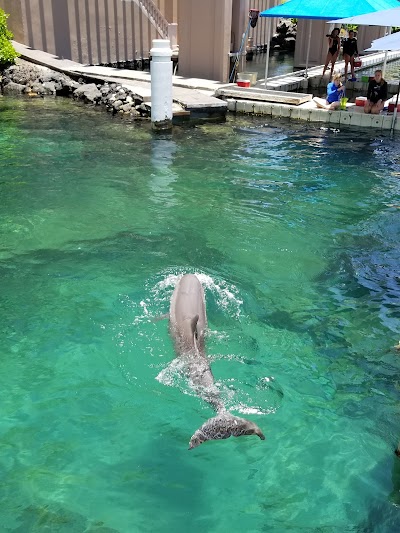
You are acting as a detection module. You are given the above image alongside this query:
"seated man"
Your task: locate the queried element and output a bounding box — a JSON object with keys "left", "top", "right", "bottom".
{"left": 364, "top": 70, "right": 388, "bottom": 114}
{"left": 313, "top": 72, "right": 345, "bottom": 110}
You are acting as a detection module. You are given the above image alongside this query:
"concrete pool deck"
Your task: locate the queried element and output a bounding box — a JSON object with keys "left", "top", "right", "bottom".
{"left": 11, "top": 41, "right": 228, "bottom": 120}
{"left": 227, "top": 97, "right": 400, "bottom": 131}
{"left": 8, "top": 41, "right": 400, "bottom": 130}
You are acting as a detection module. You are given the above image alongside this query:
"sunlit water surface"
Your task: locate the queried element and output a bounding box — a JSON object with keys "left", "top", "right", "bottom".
{"left": 1, "top": 98, "right": 400, "bottom": 533}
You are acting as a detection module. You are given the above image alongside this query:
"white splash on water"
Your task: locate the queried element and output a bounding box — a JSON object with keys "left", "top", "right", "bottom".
{"left": 140, "top": 300, "right": 149, "bottom": 315}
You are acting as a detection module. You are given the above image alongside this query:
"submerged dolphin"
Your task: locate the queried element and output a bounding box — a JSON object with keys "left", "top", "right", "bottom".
{"left": 169, "top": 273, "right": 265, "bottom": 449}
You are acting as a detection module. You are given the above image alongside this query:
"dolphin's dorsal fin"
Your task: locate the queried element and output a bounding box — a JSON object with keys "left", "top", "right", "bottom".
{"left": 191, "top": 314, "right": 199, "bottom": 350}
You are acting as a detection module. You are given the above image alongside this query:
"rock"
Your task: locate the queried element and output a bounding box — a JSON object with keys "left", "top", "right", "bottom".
{"left": 3, "top": 81, "right": 26, "bottom": 95}
{"left": 284, "top": 37, "right": 296, "bottom": 50}
{"left": 126, "top": 95, "right": 133, "bottom": 104}
{"left": 3, "top": 62, "right": 44, "bottom": 86}
{"left": 271, "top": 18, "right": 297, "bottom": 49}
{"left": 42, "top": 81, "right": 57, "bottom": 94}
{"left": 58, "top": 77, "right": 80, "bottom": 93}
{"left": 113, "top": 99, "right": 123, "bottom": 110}
{"left": 30, "top": 82, "right": 46, "bottom": 94}
{"left": 73, "top": 83, "right": 101, "bottom": 103}
{"left": 121, "top": 103, "right": 132, "bottom": 112}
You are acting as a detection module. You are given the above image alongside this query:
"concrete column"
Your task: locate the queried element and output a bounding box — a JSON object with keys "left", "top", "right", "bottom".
{"left": 150, "top": 39, "right": 173, "bottom": 131}
{"left": 164, "top": 0, "right": 178, "bottom": 23}
{"left": 294, "top": 19, "right": 327, "bottom": 69}
{"left": 178, "top": 0, "right": 233, "bottom": 82}
{"left": 231, "top": 0, "right": 249, "bottom": 52}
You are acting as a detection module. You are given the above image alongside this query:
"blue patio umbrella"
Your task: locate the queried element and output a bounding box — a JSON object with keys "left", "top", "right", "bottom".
{"left": 259, "top": 0, "right": 400, "bottom": 82}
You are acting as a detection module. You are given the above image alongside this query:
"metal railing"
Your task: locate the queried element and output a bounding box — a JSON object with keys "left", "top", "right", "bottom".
{"left": 139, "top": 0, "right": 169, "bottom": 39}
{"left": 123, "top": 0, "right": 169, "bottom": 39}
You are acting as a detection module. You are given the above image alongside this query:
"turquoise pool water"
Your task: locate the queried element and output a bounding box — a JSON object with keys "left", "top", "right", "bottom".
{"left": 1, "top": 97, "right": 400, "bottom": 533}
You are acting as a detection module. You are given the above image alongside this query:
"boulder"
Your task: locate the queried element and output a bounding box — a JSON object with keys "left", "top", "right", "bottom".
{"left": 113, "top": 99, "right": 123, "bottom": 110}
{"left": 3, "top": 81, "right": 26, "bottom": 95}
{"left": 73, "top": 83, "right": 101, "bottom": 103}
{"left": 30, "top": 82, "right": 47, "bottom": 94}
{"left": 57, "top": 77, "right": 80, "bottom": 94}
{"left": 3, "top": 62, "right": 44, "bottom": 86}
{"left": 42, "top": 81, "right": 58, "bottom": 94}
{"left": 100, "top": 85, "right": 111, "bottom": 96}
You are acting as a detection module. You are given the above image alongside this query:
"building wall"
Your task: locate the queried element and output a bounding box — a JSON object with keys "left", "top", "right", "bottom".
{"left": 155, "top": 0, "right": 177, "bottom": 23}
{"left": 1, "top": 0, "right": 25, "bottom": 43}
{"left": 0, "top": 0, "right": 171, "bottom": 64}
{"left": 178, "top": 0, "right": 233, "bottom": 82}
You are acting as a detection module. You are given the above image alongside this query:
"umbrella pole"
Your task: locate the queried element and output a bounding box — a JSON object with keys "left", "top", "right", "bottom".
{"left": 264, "top": 18, "right": 272, "bottom": 89}
{"left": 390, "top": 78, "right": 400, "bottom": 133}
{"left": 382, "top": 27, "right": 392, "bottom": 78}
{"left": 382, "top": 51, "right": 388, "bottom": 78}
{"left": 305, "top": 20, "right": 312, "bottom": 78}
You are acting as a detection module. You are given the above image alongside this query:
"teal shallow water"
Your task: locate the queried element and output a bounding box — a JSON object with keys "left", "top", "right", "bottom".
{"left": 1, "top": 98, "right": 400, "bottom": 532}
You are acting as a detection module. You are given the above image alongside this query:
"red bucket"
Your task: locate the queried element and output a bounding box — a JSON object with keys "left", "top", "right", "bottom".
{"left": 354, "top": 59, "right": 362, "bottom": 68}
{"left": 388, "top": 102, "right": 400, "bottom": 112}
{"left": 356, "top": 96, "right": 367, "bottom": 107}
{"left": 237, "top": 80, "right": 251, "bottom": 88}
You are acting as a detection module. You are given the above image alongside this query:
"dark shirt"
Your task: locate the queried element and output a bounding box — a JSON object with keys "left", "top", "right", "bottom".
{"left": 342, "top": 38, "right": 358, "bottom": 57}
{"left": 367, "top": 79, "right": 388, "bottom": 103}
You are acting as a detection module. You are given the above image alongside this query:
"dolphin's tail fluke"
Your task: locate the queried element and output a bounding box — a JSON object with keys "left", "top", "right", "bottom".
{"left": 188, "top": 412, "right": 265, "bottom": 450}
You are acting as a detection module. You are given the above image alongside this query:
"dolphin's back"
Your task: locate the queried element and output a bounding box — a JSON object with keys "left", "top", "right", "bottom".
{"left": 169, "top": 274, "right": 207, "bottom": 353}
{"left": 168, "top": 274, "right": 265, "bottom": 449}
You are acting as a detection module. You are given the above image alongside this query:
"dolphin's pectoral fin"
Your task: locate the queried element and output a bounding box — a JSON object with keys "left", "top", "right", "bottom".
{"left": 188, "top": 413, "right": 265, "bottom": 449}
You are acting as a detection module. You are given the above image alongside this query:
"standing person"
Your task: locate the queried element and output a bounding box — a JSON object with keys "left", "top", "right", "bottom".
{"left": 322, "top": 28, "right": 341, "bottom": 78}
{"left": 343, "top": 30, "right": 359, "bottom": 81}
{"left": 364, "top": 70, "right": 388, "bottom": 114}
{"left": 313, "top": 72, "right": 345, "bottom": 110}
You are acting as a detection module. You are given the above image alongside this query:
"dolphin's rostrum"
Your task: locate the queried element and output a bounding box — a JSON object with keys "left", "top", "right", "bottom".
{"left": 168, "top": 274, "right": 265, "bottom": 449}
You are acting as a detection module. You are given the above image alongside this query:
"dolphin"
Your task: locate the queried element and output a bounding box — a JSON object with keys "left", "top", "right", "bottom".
{"left": 169, "top": 273, "right": 265, "bottom": 449}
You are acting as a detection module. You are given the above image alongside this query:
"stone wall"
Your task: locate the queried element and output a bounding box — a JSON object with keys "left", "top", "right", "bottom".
{"left": 1, "top": 59, "right": 151, "bottom": 119}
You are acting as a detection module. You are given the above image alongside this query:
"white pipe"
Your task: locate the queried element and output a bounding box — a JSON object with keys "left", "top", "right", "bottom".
{"left": 264, "top": 18, "right": 272, "bottom": 89}
{"left": 382, "top": 51, "right": 388, "bottom": 78}
{"left": 390, "top": 82, "right": 400, "bottom": 132}
{"left": 305, "top": 20, "right": 312, "bottom": 78}
{"left": 382, "top": 27, "right": 392, "bottom": 78}
{"left": 150, "top": 39, "right": 173, "bottom": 131}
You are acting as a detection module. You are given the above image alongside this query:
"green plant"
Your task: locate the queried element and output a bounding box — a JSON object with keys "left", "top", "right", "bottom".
{"left": 0, "top": 9, "right": 19, "bottom": 67}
